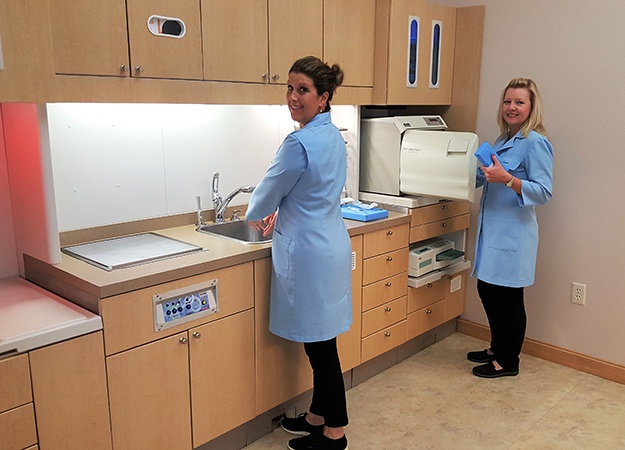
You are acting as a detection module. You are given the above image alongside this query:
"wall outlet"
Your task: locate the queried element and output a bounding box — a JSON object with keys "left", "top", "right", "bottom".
{"left": 571, "top": 282, "right": 586, "bottom": 305}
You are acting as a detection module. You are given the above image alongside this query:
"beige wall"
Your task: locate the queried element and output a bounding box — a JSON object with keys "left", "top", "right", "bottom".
{"left": 440, "top": 0, "right": 625, "bottom": 366}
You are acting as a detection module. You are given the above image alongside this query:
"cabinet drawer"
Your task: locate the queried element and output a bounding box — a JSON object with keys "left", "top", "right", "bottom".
{"left": 0, "top": 403, "right": 37, "bottom": 450}
{"left": 444, "top": 270, "right": 467, "bottom": 321}
{"left": 407, "top": 279, "right": 445, "bottom": 313}
{"left": 409, "top": 201, "right": 470, "bottom": 227}
{"left": 363, "top": 248, "right": 408, "bottom": 285}
{"left": 361, "top": 320, "right": 406, "bottom": 362}
{"left": 0, "top": 354, "right": 32, "bottom": 412}
{"left": 362, "top": 296, "right": 407, "bottom": 338}
{"left": 362, "top": 272, "right": 407, "bottom": 311}
{"left": 363, "top": 223, "right": 409, "bottom": 258}
{"left": 406, "top": 300, "right": 445, "bottom": 340}
{"left": 410, "top": 213, "right": 470, "bottom": 243}
{"left": 101, "top": 262, "right": 254, "bottom": 355}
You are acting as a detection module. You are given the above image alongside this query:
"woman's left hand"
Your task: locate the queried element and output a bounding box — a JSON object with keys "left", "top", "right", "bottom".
{"left": 248, "top": 212, "right": 277, "bottom": 236}
{"left": 481, "top": 154, "right": 512, "bottom": 184}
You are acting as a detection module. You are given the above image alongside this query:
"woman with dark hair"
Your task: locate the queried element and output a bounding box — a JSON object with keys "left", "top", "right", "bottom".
{"left": 468, "top": 78, "right": 554, "bottom": 379}
{"left": 247, "top": 56, "right": 350, "bottom": 450}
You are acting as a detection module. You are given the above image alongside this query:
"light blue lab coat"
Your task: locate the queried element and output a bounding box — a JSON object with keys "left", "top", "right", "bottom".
{"left": 246, "top": 112, "right": 352, "bottom": 342}
{"left": 472, "top": 130, "right": 554, "bottom": 287}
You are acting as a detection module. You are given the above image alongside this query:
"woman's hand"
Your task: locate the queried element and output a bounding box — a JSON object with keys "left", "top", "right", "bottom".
{"left": 481, "top": 154, "right": 512, "bottom": 184}
{"left": 249, "top": 212, "right": 277, "bottom": 236}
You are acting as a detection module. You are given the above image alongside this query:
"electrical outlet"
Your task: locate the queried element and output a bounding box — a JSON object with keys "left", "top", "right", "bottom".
{"left": 571, "top": 282, "right": 586, "bottom": 305}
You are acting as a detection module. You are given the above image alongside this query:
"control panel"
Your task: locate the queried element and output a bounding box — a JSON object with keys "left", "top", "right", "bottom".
{"left": 153, "top": 279, "right": 218, "bottom": 331}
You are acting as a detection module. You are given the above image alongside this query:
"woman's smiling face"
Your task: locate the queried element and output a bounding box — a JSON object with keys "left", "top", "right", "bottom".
{"left": 286, "top": 72, "right": 328, "bottom": 127}
{"left": 502, "top": 87, "right": 532, "bottom": 135}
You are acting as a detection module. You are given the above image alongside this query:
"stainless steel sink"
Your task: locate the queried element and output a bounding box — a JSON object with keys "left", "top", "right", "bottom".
{"left": 197, "top": 220, "right": 272, "bottom": 244}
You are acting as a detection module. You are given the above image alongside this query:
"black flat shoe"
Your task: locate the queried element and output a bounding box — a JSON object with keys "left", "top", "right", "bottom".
{"left": 472, "top": 362, "right": 519, "bottom": 378}
{"left": 467, "top": 349, "right": 496, "bottom": 363}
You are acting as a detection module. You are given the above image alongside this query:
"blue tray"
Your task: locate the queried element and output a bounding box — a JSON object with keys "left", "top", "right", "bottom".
{"left": 341, "top": 205, "right": 389, "bottom": 222}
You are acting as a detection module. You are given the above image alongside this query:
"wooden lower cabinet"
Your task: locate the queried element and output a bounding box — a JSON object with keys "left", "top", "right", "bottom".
{"left": 444, "top": 270, "right": 467, "bottom": 321}
{"left": 29, "top": 331, "right": 112, "bottom": 450}
{"left": 0, "top": 404, "right": 37, "bottom": 450}
{"left": 190, "top": 310, "right": 255, "bottom": 445}
{"left": 107, "top": 332, "right": 192, "bottom": 450}
{"left": 107, "top": 309, "right": 255, "bottom": 450}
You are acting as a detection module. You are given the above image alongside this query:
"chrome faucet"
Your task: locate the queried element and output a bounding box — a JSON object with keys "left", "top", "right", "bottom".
{"left": 212, "top": 172, "right": 255, "bottom": 223}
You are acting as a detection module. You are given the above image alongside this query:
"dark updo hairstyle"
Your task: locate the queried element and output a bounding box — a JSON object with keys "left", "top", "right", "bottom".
{"left": 289, "top": 56, "right": 344, "bottom": 112}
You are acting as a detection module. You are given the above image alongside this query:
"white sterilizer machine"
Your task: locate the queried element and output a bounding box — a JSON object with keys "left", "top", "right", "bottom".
{"left": 359, "top": 115, "right": 478, "bottom": 204}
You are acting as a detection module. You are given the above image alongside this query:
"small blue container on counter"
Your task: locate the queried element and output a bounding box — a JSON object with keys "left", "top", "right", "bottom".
{"left": 341, "top": 203, "right": 389, "bottom": 222}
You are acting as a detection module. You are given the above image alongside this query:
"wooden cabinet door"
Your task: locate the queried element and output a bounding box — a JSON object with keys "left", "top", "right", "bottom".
{"left": 189, "top": 310, "right": 255, "bottom": 447}
{"left": 268, "top": 0, "right": 323, "bottom": 85}
{"left": 324, "top": 0, "right": 376, "bottom": 87}
{"left": 107, "top": 333, "right": 192, "bottom": 450}
{"left": 48, "top": 0, "right": 130, "bottom": 76}
{"left": 29, "top": 332, "right": 112, "bottom": 450}
{"left": 338, "top": 235, "right": 362, "bottom": 371}
{"left": 202, "top": 0, "right": 269, "bottom": 83}
{"left": 126, "top": 0, "right": 203, "bottom": 79}
{"left": 386, "top": 0, "right": 456, "bottom": 105}
{"left": 444, "top": 270, "right": 467, "bottom": 321}
{"left": 254, "top": 257, "right": 312, "bottom": 415}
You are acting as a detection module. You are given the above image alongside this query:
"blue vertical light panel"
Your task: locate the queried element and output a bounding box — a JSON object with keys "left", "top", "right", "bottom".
{"left": 429, "top": 21, "right": 442, "bottom": 88}
{"left": 406, "top": 16, "right": 420, "bottom": 88}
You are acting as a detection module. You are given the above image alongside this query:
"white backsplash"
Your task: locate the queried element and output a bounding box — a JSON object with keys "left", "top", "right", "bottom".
{"left": 47, "top": 103, "right": 360, "bottom": 231}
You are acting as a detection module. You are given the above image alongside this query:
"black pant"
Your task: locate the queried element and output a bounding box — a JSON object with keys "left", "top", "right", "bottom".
{"left": 477, "top": 279, "right": 526, "bottom": 371}
{"left": 303, "top": 338, "right": 348, "bottom": 428}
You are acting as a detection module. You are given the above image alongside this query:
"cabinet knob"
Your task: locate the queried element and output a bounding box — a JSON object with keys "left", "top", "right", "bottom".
{"left": 386, "top": 230, "right": 393, "bottom": 236}
{"left": 135, "top": 66, "right": 144, "bottom": 74}
{"left": 120, "top": 64, "right": 128, "bottom": 73}
{"left": 261, "top": 73, "right": 269, "bottom": 83}
{"left": 384, "top": 332, "right": 391, "bottom": 337}
{"left": 426, "top": 283, "right": 433, "bottom": 288}
{"left": 384, "top": 307, "right": 392, "bottom": 312}
{"left": 385, "top": 282, "right": 392, "bottom": 287}
{"left": 441, "top": 205, "right": 448, "bottom": 210}
{"left": 426, "top": 309, "right": 432, "bottom": 314}
{"left": 179, "top": 337, "right": 188, "bottom": 344}
{"left": 272, "top": 74, "right": 280, "bottom": 82}
{"left": 386, "top": 256, "right": 393, "bottom": 261}
{"left": 441, "top": 222, "right": 448, "bottom": 228}
{"left": 192, "top": 331, "right": 202, "bottom": 339}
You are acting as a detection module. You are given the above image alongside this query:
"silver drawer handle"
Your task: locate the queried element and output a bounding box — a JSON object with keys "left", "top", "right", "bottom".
{"left": 386, "top": 256, "right": 393, "bottom": 261}
{"left": 193, "top": 331, "right": 202, "bottom": 339}
{"left": 385, "top": 307, "right": 392, "bottom": 312}
{"left": 426, "top": 309, "right": 432, "bottom": 314}
{"left": 441, "top": 205, "right": 448, "bottom": 210}
{"left": 426, "top": 283, "right": 433, "bottom": 288}
{"left": 179, "top": 337, "right": 188, "bottom": 344}
{"left": 441, "top": 222, "right": 448, "bottom": 228}
{"left": 384, "top": 332, "right": 391, "bottom": 337}
{"left": 386, "top": 230, "right": 393, "bottom": 235}
{"left": 385, "top": 282, "right": 392, "bottom": 287}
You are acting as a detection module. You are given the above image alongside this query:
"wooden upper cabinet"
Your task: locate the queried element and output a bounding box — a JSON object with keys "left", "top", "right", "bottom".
{"left": 381, "top": 0, "right": 456, "bottom": 105}
{"left": 49, "top": 0, "right": 130, "bottom": 76}
{"left": 127, "top": 0, "right": 203, "bottom": 80}
{"left": 268, "top": 0, "right": 323, "bottom": 85}
{"left": 324, "top": 0, "right": 376, "bottom": 87}
{"left": 202, "top": 0, "right": 268, "bottom": 83}
{"left": 49, "top": 0, "right": 203, "bottom": 80}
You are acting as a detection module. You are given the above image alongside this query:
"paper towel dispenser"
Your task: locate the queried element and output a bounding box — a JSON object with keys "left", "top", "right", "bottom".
{"left": 359, "top": 115, "right": 478, "bottom": 202}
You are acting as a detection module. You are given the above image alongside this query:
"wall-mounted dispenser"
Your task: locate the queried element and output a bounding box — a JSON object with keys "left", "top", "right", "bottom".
{"left": 147, "top": 15, "right": 186, "bottom": 38}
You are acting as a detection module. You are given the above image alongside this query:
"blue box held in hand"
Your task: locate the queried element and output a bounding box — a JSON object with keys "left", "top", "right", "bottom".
{"left": 474, "top": 142, "right": 509, "bottom": 170}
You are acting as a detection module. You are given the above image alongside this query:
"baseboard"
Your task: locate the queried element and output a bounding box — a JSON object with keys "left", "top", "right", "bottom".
{"left": 456, "top": 319, "right": 625, "bottom": 385}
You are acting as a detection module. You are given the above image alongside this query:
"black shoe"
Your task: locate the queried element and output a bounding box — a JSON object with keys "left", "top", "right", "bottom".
{"left": 467, "top": 349, "right": 496, "bottom": 363}
{"left": 288, "top": 429, "right": 348, "bottom": 450}
{"left": 472, "top": 362, "right": 519, "bottom": 378}
{"left": 281, "top": 413, "right": 324, "bottom": 436}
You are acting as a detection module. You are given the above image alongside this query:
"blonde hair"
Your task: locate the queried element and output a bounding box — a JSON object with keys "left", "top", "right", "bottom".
{"left": 497, "top": 77, "right": 546, "bottom": 138}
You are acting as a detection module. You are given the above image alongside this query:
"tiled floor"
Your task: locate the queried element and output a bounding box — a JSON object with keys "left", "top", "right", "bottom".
{"left": 245, "top": 332, "right": 625, "bottom": 449}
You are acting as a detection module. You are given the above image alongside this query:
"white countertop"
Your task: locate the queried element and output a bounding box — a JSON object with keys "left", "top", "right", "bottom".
{"left": 0, "top": 277, "right": 102, "bottom": 357}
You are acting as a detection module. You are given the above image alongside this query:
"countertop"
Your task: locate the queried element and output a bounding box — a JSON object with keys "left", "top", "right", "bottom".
{"left": 24, "top": 213, "right": 410, "bottom": 313}
{"left": 0, "top": 277, "right": 102, "bottom": 357}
